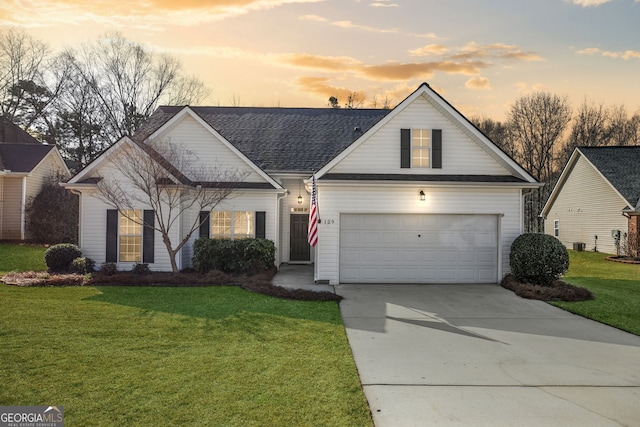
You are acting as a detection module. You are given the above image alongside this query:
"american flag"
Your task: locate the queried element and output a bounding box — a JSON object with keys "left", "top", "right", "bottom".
{"left": 307, "top": 174, "right": 318, "bottom": 247}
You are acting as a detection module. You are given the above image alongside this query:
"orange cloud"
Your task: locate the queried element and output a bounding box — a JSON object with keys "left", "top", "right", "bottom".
{"left": 578, "top": 47, "right": 640, "bottom": 60}
{"left": 296, "top": 77, "right": 360, "bottom": 102}
{"left": 465, "top": 77, "right": 492, "bottom": 90}
{"left": 409, "top": 44, "right": 449, "bottom": 57}
{"left": 0, "top": 0, "right": 323, "bottom": 27}
{"left": 280, "top": 53, "right": 362, "bottom": 71}
{"left": 360, "top": 60, "right": 488, "bottom": 80}
{"left": 453, "top": 42, "right": 543, "bottom": 62}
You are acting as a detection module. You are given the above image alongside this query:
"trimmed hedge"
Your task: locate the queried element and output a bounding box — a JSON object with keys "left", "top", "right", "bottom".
{"left": 510, "top": 233, "right": 569, "bottom": 286}
{"left": 193, "top": 238, "right": 276, "bottom": 274}
{"left": 44, "top": 244, "right": 83, "bottom": 272}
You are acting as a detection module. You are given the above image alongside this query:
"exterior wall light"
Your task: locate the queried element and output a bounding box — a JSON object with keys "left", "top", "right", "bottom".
{"left": 419, "top": 190, "right": 426, "bottom": 201}
{"left": 297, "top": 195, "right": 303, "bottom": 204}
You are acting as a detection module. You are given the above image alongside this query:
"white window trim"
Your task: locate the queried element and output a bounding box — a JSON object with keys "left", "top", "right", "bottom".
{"left": 554, "top": 219, "right": 560, "bottom": 237}
{"left": 119, "top": 209, "right": 143, "bottom": 262}
{"left": 411, "top": 128, "right": 432, "bottom": 168}
{"left": 211, "top": 210, "right": 255, "bottom": 240}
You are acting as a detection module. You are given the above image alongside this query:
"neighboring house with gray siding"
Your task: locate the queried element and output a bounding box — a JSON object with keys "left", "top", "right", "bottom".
{"left": 541, "top": 146, "right": 640, "bottom": 255}
{"left": 0, "top": 117, "right": 70, "bottom": 240}
{"left": 64, "top": 83, "right": 540, "bottom": 283}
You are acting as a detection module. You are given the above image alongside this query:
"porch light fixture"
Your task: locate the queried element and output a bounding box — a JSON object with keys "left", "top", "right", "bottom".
{"left": 297, "top": 195, "right": 303, "bottom": 204}
{"left": 419, "top": 190, "right": 426, "bottom": 201}
{"left": 297, "top": 181, "right": 303, "bottom": 204}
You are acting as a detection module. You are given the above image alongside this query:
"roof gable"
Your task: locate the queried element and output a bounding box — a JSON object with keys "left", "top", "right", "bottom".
{"left": 0, "top": 116, "right": 41, "bottom": 144}
{"left": 579, "top": 146, "right": 640, "bottom": 209}
{"left": 135, "top": 106, "right": 389, "bottom": 172}
{"left": 541, "top": 146, "right": 640, "bottom": 217}
{"left": 0, "top": 143, "right": 54, "bottom": 172}
{"left": 316, "top": 83, "right": 537, "bottom": 183}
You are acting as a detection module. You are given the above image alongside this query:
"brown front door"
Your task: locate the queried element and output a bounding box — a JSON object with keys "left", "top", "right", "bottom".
{"left": 290, "top": 214, "right": 310, "bottom": 261}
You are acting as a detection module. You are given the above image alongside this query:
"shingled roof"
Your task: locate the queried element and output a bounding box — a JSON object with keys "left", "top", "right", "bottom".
{"left": 0, "top": 116, "right": 41, "bottom": 144}
{"left": 0, "top": 143, "right": 55, "bottom": 172}
{"left": 132, "top": 106, "right": 390, "bottom": 172}
{"left": 580, "top": 146, "right": 640, "bottom": 208}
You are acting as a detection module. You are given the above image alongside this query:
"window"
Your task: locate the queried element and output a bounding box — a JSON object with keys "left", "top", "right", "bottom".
{"left": 211, "top": 211, "right": 255, "bottom": 239}
{"left": 119, "top": 210, "right": 142, "bottom": 262}
{"left": 554, "top": 220, "right": 560, "bottom": 237}
{"left": 412, "top": 129, "right": 431, "bottom": 168}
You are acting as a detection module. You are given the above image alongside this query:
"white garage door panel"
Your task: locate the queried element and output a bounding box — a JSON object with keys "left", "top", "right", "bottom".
{"left": 340, "top": 214, "right": 498, "bottom": 284}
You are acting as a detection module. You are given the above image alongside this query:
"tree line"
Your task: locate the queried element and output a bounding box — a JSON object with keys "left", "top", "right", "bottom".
{"left": 471, "top": 93, "right": 640, "bottom": 232}
{"left": 0, "top": 28, "right": 208, "bottom": 171}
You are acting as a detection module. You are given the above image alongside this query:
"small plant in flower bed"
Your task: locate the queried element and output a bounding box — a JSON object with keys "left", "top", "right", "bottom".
{"left": 98, "top": 262, "right": 118, "bottom": 276}
{"left": 500, "top": 274, "right": 593, "bottom": 302}
{"left": 70, "top": 257, "right": 95, "bottom": 274}
{"left": 131, "top": 263, "right": 151, "bottom": 275}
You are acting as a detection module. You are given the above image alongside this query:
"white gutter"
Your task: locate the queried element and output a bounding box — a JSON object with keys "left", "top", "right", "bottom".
{"left": 21, "top": 176, "right": 26, "bottom": 240}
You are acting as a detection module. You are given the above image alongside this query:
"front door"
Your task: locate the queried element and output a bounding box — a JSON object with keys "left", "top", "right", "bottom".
{"left": 290, "top": 214, "right": 310, "bottom": 262}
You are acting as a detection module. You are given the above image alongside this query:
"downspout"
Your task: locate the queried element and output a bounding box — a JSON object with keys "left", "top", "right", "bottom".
{"left": 275, "top": 189, "right": 289, "bottom": 267}
{"left": 21, "top": 176, "right": 27, "bottom": 240}
{"left": 69, "top": 189, "right": 83, "bottom": 250}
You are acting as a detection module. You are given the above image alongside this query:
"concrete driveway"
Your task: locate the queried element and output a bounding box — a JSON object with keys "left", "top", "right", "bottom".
{"left": 335, "top": 284, "right": 640, "bottom": 426}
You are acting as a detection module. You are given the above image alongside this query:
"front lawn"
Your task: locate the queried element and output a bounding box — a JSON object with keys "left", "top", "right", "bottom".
{"left": 554, "top": 250, "right": 640, "bottom": 335}
{"left": 0, "top": 285, "right": 372, "bottom": 426}
{"left": 0, "top": 243, "right": 47, "bottom": 274}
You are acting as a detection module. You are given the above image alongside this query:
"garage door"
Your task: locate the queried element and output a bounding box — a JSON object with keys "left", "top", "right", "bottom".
{"left": 340, "top": 214, "right": 498, "bottom": 283}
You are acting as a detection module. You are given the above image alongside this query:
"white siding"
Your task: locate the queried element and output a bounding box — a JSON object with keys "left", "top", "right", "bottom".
{"left": 315, "top": 184, "right": 522, "bottom": 284}
{"left": 180, "top": 191, "right": 280, "bottom": 269}
{"left": 25, "top": 150, "right": 68, "bottom": 200}
{"left": 1, "top": 177, "right": 22, "bottom": 240}
{"left": 330, "top": 95, "right": 507, "bottom": 176}
{"left": 544, "top": 155, "right": 628, "bottom": 254}
{"left": 80, "top": 190, "right": 179, "bottom": 272}
{"left": 150, "top": 114, "right": 266, "bottom": 183}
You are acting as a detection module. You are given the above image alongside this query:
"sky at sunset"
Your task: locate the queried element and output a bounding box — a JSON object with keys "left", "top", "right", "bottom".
{"left": 1, "top": 0, "right": 639, "bottom": 119}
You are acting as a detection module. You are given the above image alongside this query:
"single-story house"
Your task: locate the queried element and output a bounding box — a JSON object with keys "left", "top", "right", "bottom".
{"left": 0, "top": 117, "right": 70, "bottom": 240}
{"left": 541, "top": 146, "right": 640, "bottom": 255}
{"left": 63, "top": 83, "right": 539, "bottom": 284}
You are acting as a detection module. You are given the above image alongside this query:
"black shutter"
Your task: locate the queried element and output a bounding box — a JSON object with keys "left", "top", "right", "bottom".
{"left": 432, "top": 129, "right": 442, "bottom": 169}
{"left": 255, "top": 211, "right": 266, "bottom": 239}
{"left": 106, "top": 210, "right": 118, "bottom": 262}
{"left": 400, "top": 128, "right": 411, "bottom": 168}
{"left": 199, "top": 211, "right": 210, "bottom": 238}
{"left": 143, "top": 210, "right": 154, "bottom": 264}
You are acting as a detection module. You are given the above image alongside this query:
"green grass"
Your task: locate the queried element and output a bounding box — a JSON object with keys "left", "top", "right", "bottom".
{"left": 0, "top": 285, "right": 371, "bottom": 426}
{"left": 553, "top": 250, "right": 640, "bottom": 335}
{"left": 0, "top": 243, "right": 47, "bottom": 274}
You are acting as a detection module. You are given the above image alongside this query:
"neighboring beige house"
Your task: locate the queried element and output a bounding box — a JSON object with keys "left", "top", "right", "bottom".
{"left": 65, "top": 83, "right": 540, "bottom": 283}
{"left": 0, "top": 117, "right": 70, "bottom": 240}
{"left": 541, "top": 146, "right": 640, "bottom": 255}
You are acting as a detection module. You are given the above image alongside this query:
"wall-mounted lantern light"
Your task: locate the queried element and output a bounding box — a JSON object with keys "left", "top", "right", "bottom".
{"left": 419, "top": 190, "right": 426, "bottom": 201}
{"left": 298, "top": 181, "right": 303, "bottom": 204}
{"left": 297, "top": 195, "right": 303, "bottom": 204}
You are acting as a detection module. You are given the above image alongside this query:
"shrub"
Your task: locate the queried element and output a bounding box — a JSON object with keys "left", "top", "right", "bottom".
{"left": 193, "top": 238, "right": 276, "bottom": 274}
{"left": 25, "top": 174, "right": 78, "bottom": 244}
{"left": 44, "top": 243, "right": 82, "bottom": 272}
{"left": 510, "top": 233, "right": 569, "bottom": 286}
{"left": 99, "top": 262, "right": 118, "bottom": 276}
{"left": 70, "top": 257, "right": 95, "bottom": 274}
{"left": 131, "top": 263, "right": 151, "bottom": 275}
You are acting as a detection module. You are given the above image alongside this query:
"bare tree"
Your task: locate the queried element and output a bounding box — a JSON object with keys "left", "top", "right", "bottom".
{"left": 507, "top": 92, "right": 571, "bottom": 232}
{"left": 0, "top": 28, "right": 59, "bottom": 135}
{"left": 470, "top": 116, "right": 515, "bottom": 158}
{"left": 95, "top": 139, "right": 247, "bottom": 272}
{"left": 68, "top": 32, "right": 209, "bottom": 140}
{"left": 345, "top": 91, "right": 364, "bottom": 109}
{"left": 608, "top": 104, "right": 640, "bottom": 146}
{"left": 559, "top": 99, "right": 610, "bottom": 166}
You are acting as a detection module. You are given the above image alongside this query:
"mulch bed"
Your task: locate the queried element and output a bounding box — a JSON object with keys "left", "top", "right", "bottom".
{"left": 0, "top": 269, "right": 342, "bottom": 302}
{"left": 500, "top": 274, "right": 593, "bottom": 302}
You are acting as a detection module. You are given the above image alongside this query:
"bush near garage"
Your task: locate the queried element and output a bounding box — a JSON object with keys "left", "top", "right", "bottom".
{"left": 192, "top": 238, "right": 276, "bottom": 274}
{"left": 510, "top": 233, "right": 569, "bottom": 286}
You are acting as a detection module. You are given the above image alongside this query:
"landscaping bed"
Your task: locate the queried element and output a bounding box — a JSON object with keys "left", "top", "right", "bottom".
{"left": 500, "top": 274, "right": 593, "bottom": 302}
{"left": 0, "top": 269, "right": 342, "bottom": 302}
